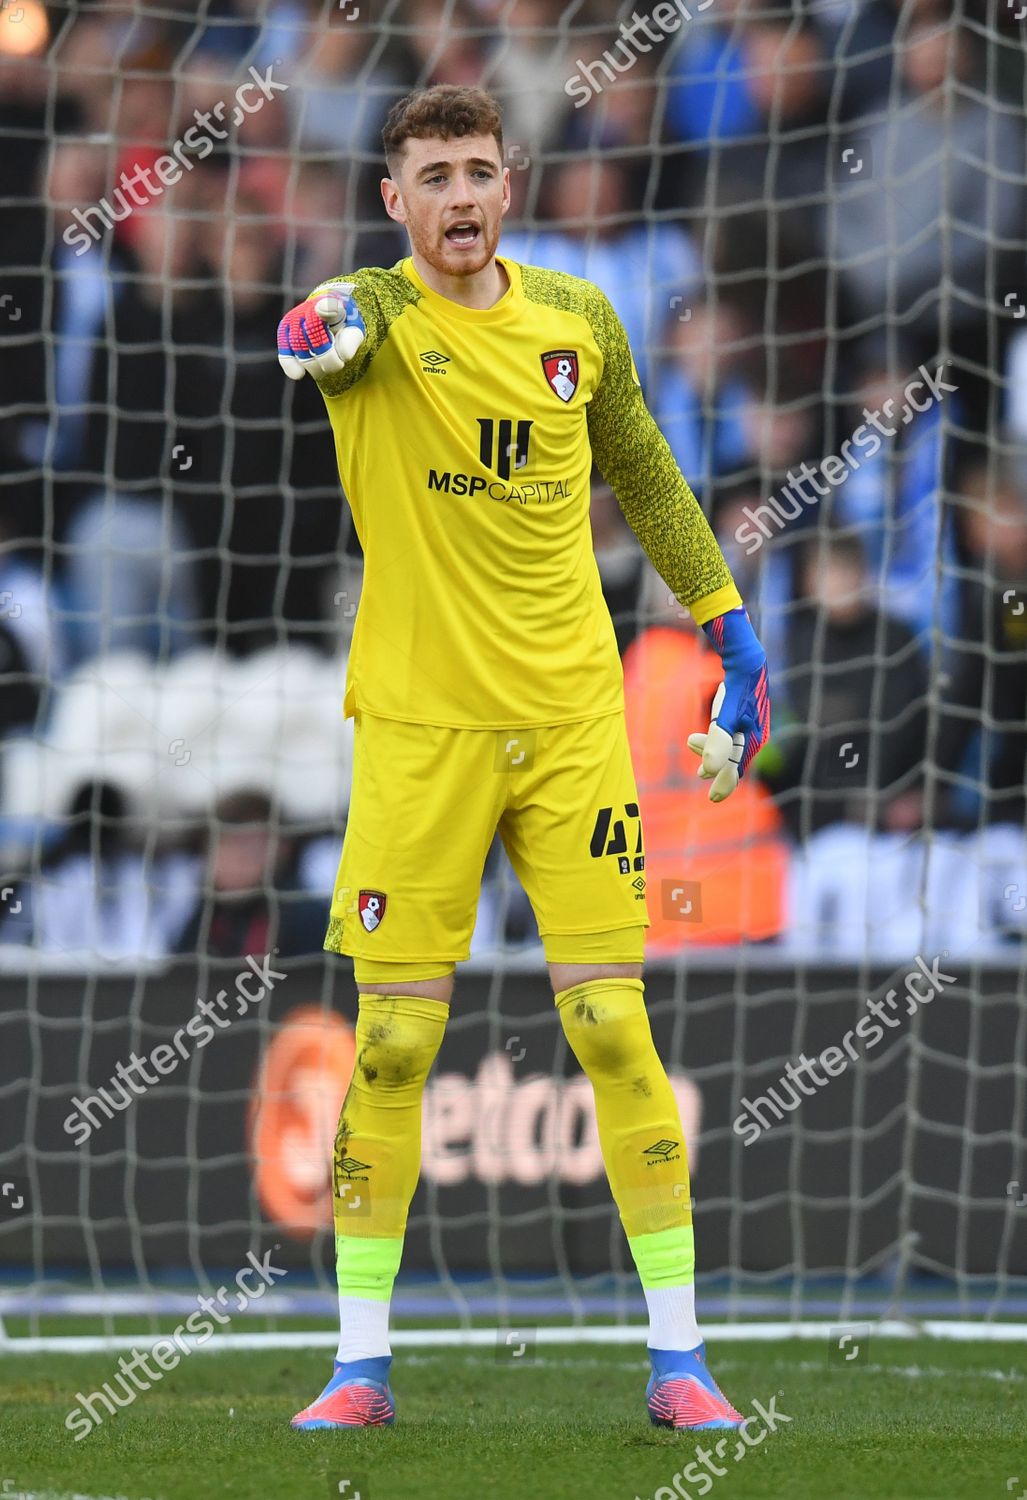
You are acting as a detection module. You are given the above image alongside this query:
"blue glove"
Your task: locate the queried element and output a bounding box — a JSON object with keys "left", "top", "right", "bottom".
{"left": 277, "top": 282, "right": 366, "bottom": 382}
{"left": 686, "top": 606, "right": 771, "bottom": 802}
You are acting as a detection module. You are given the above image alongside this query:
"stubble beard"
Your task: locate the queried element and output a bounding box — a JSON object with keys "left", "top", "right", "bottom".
{"left": 410, "top": 212, "right": 502, "bottom": 281}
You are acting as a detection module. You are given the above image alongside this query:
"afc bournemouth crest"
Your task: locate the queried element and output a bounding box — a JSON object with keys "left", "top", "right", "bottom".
{"left": 358, "top": 890, "right": 387, "bottom": 932}
{"left": 541, "top": 349, "right": 578, "bottom": 403}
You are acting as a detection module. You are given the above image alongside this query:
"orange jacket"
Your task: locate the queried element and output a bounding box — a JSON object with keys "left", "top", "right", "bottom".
{"left": 623, "top": 625, "right": 789, "bottom": 947}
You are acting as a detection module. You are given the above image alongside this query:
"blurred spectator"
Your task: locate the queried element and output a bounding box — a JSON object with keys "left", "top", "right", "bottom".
{"left": 691, "top": 10, "right": 834, "bottom": 412}
{"left": 828, "top": 335, "right": 961, "bottom": 648}
{"left": 282, "top": 160, "right": 349, "bottom": 289}
{"left": 170, "top": 55, "right": 252, "bottom": 144}
{"left": 248, "top": 0, "right": 319, "bottom": 75}
{"left": 182, "top": 53, "right": 294, "bottom": 209}
{"left": 623, "top": 568, "right": 789, "bottom": 948}
{"left": 765, "top": 530, "right": 928, "bottom": 839}
{"left": 172, "top": 789, "right": 326, "bottom": 957}
{"left": 738, "top": 384, "right": 823, "bottom": 488}
{"left": 502, "top": 157, "right": 700, "bottom": 391}
{"left": 48, "top": 8, "right": 132, "bottom": 132}
{"left": 62, "top": 198, "right": 208, "bottom": 665}
{"left": 483, "top": 0, "right": 579, "bottom": 156}
{"left": 662, "top": 0, "right": 763, "bottom": 170}
{"left": 653, "top": 298, "right": 753, "bottom": 499}
{"left": 818, "top": 0, "right": 898, "bottom": 124}
{"left": 401, "top": 0, "right": 489, "bottom": 89}
{"left": 281, "top": 160, "right": 385, "bottom": 291}
{"left": 186, "top": 186, "right": 348, "bottom": 653}
{"left": 284, "top": 3, "right": 402, "bottom": 163}
{"left": 932, "top": 467, "right": 1027, "bottom": 829}
{"left": 0, "top": 781, "right": 197, "bottom": 959}
{"left": 0, "top": 38, "right": 70, "bottom": 270}
{"left": 106, "top": 63, "right": 177, "bottom": 256}
{"left": 717, "top": 14, "right": 834, "bottom": 249}
{"left": 818, "top": 0, "right": 1024, "bottom": 126}
{"left": 620, "top": 56, "right": 691, "bottom": 218}
{"left": 828, "top": 13, "right": 1025, "bottom": 393}
{"left": 705, "top": 13, "right": 833, "bottom": 399}
{"left": 280, "top": 156, "right": 403, "bottom": 285}
{"left": 189, "top": 0, "right": 263, "bottom": 63}
{"left": 704, "top": 194, "right": 828, "bottom": 402}
{"left": 590, "top": 481, "right": 644, "bottom": 657}
{"left": 560, "top": 52, "right": 661, "bottom": 161}
{"left": 5, "top": 132, "right": 125, "bottom": 537}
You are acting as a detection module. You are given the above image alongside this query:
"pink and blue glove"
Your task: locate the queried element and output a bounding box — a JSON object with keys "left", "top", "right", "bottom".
{"left": 687, "top": 606, "right": 771, "bottom": 802}
{"left": 277, "top": 282, "right": 366, "bottom": 382}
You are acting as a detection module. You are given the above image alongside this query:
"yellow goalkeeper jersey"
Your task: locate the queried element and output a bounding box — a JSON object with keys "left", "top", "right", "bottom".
{"left": 309, "top": 255, "right": 740, "bottom": 728}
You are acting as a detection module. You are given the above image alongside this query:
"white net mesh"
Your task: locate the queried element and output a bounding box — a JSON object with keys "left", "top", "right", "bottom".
{"left": 1, "top": 0, "right": 1025, "bottom": 1334}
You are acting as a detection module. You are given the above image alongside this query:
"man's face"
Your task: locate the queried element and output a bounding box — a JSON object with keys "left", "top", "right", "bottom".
{"left": 382, "top": 132, "right": 510, "bottom": 278}
{"left": 212, "top": 827, "right": 275, "bottom": 896}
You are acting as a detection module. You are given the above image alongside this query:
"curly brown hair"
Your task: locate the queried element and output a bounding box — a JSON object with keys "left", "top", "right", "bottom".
{"left": 382, "top": 85, "right": 503, "bottom": 174}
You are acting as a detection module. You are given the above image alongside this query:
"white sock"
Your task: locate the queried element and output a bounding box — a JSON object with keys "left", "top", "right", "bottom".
{"left": 644, "top": 1283, "right": 702, "bottom": 1352}
{"left": 335, "top": 1294, "right": 391, "bottom": 1363}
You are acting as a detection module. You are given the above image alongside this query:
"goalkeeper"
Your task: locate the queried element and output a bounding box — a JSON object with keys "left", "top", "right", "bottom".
{"left": 277, "top": 84, "right": 770, "bottom": 1434}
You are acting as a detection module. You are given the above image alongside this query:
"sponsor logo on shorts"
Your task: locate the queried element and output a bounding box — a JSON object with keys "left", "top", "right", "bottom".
{"left": 589, "top": 805, "right": 645, "bottom": 878}
{"left": 358, "top": 890, "right": 387, "bottom": 932}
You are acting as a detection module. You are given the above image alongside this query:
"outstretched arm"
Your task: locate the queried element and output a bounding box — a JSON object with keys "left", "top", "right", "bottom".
{"left": 586, "top": 286, "right": 770, "bottom": 799}
{"left": 277, "top": 276, "right": 385, "bottom": 398}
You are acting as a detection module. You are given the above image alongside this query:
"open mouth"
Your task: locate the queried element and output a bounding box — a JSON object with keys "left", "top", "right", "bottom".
{"left": 444, "top": 222, "right": 481, "bottom": 248}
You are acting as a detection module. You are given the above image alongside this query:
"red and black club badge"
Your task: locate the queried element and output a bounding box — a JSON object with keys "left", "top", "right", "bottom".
{"left": 541, "top": 349, "right": 579, "bottom": 402}
{"left": 358, "top": 890, "right": 387, "bottom": 932}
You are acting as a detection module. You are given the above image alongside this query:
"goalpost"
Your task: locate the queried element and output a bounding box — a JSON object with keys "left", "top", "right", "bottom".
{"left": 1, "top": 0, "right": 1025, "bottom": 1352}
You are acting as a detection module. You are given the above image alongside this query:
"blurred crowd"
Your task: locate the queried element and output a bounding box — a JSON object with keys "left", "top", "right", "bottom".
{"left": 1, "top": 0, "right": 1026, "bottom": 960}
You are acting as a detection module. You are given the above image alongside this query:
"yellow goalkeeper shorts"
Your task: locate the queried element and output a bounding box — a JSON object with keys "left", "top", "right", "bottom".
{"left": 325, "top": 710, "right": 650, "bottom": 963}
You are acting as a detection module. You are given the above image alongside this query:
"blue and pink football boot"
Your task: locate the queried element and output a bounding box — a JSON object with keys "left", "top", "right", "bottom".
{"left": 646, "top": 1344, "right": 746, "bottom": 1430}
{"left": 291, "top": 1355, "right": 395, "bottom": 1430}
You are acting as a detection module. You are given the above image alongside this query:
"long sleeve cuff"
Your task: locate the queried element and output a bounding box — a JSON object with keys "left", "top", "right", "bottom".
{"left": 687, "top": 582, "right": 744, "bottom": 627}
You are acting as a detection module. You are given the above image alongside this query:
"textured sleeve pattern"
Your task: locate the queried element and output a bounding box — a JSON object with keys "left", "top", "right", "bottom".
{"left": 306, "top": 263, "right": 420, "bottom": 399}
{"left": 580, "top": 279, "right": 740, "bottom": 619}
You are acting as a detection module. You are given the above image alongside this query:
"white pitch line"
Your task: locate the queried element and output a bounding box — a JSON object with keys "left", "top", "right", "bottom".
{"left": 3, "top": 1320, "right": 1027, "bottom": 1355}
{"left": 4, "top": 1493, "right": 157, "bottom": 1500}
{"left": 790, "top": 1359, "right": 1026, "bottom": 1382}
{"left": 375, "top": 1352, "right": 1027, "bottom": 1380}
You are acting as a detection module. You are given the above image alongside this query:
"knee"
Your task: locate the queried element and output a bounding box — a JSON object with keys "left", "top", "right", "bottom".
{"left": 351, "top": 993, "right": 448, "bottom": 1093}
{"left": 556, "top": 977, "right": 654, "bottom": 1077}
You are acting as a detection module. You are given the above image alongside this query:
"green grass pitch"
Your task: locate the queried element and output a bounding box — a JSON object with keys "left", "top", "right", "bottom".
{"left": 2, "top": 1339, "right": 1024, "bottom": 1500}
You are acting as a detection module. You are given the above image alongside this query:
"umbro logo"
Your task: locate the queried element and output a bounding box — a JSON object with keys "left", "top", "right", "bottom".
{"left": 643, "top": 1139, "right": 680, "bottom": 1160}
{"left": 338, "top": 1156, "right": 371, "bottom": 1175}
{"left": 420, "top": 349, "right": 450, "bottom": 374}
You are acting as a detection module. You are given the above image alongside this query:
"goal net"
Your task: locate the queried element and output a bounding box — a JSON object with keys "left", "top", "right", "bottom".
{"left": 1, "top": 0, "right": 1025, "bottom": 1347}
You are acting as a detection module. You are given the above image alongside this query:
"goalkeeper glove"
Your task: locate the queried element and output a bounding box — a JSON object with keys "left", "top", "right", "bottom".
{"left": 687, "top": 606, "right": 771, "bottom": 802}
{"left": 277, "top": 282, "right": 366, "bottom": 382}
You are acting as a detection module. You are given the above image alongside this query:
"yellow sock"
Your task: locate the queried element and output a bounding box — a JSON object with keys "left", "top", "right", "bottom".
{"left": 333, "top": 994, "right": 447, "bottom": 1304}
{"left": 556, "top": 979, "right": 695, "bottom": 1296}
